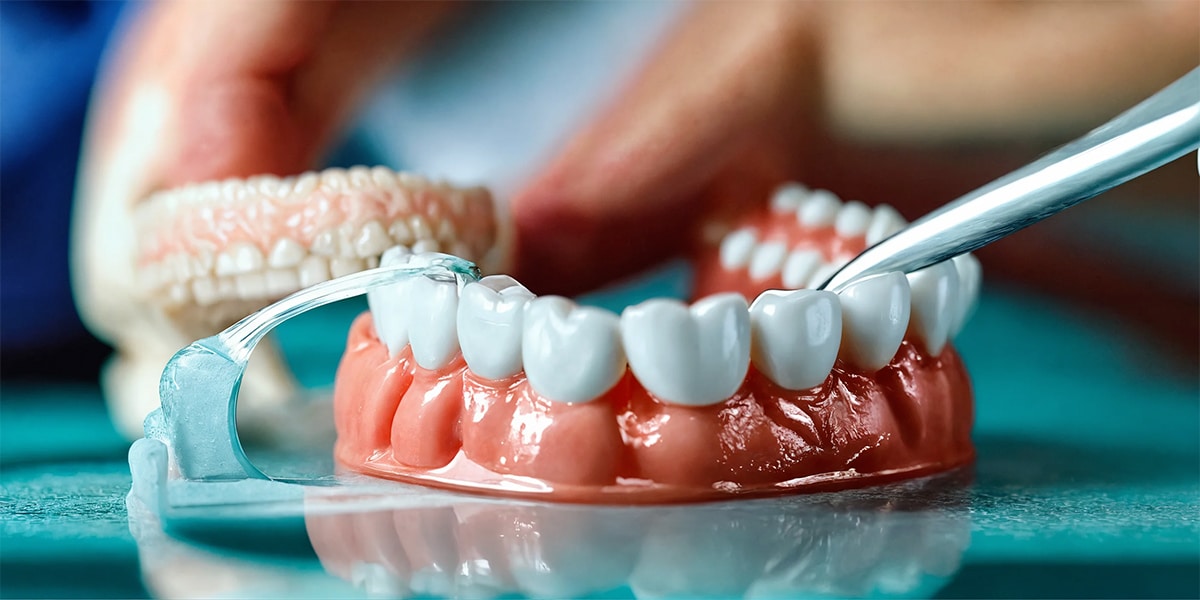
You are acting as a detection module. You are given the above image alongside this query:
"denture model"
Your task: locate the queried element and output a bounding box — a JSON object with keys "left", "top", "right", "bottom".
{"left": 333, "top": 182, "right": 981, "bottom": 503}
{"left": 73, "top": 167, "right": 499, "bottom": 438}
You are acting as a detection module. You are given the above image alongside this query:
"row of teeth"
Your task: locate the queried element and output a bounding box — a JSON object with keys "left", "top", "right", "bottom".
{"left": 766, "top": 182, "right": 909, "bottom": 244}
{"left": 370, "top": 247, "right": 981, "bottom": 407}
{"left": 137, "top": 166, "right": 471, "bottom": 212}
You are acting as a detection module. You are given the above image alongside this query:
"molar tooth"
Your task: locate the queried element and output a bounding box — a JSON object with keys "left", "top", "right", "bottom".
{"left": 388, "top": 219, "right": 415, "bottom": 246}
{"left": 298, "top": 256, "right": 330, "bottom": 288}
{"left": 837, "top": 272, "right": 911, "bottom": 371}
{"left": 748, "top": 241, "right": 788, "bottom": 280}
{"left": 330, "top": 257, "right": 364, "bottom": 278}
{"left": 770, "top": 182, "right": 808, "bottom": 213}
{"left": 865, "top": 204, "right": 907, "bottom": 245}
{"left": 265, "top": 269, "right": 300, "bottom": 296}
{"left": 906, "top": 261, "right": 960, "bottom": 356}
{"left": 950, "top": 253, "right": 982, "bottom": 337}
{"left": 621, "top": 293, "right": 750, "bottom": 406}
{"left": 797, "top": 189, "right": 841, "bottom": 227}
{"left": 523, "top": 297, "right": 625, "bottom": 403}
{"left": 781, "top": 249, "right": 821, "bottom": 289}
{"left": 457, "top": 275, "right": 535, "bottom": 380}
{"left": 834, "top": 201, "right": 872, "bottom": 237}
{"left": 235, "top": 272, "right": 267, "bottom": 298}
{"left": 268, "top": 238, "right": 306, "bottom": 268}
{"left": 310, "top": 230, "right": 336, "bottom": 256}
{"left": 750, "top": 289, "right": 841, "bottom": 390}
{"left": 719, "top": 228, "right": 757, "bottom": 270}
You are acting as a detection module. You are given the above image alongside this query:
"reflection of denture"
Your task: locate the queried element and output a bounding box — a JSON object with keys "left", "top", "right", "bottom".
{"left": 79, "top": 165, "right": 499, "bottom": 439}
{"left": 305, "top": 477, "right": 970, "bottom": 599}
{"left": 334, "top": 183, "right": 981, "bottom": 503}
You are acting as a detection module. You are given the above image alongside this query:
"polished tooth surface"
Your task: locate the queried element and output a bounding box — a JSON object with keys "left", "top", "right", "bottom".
{"left": 797, "top": 189, "right": 841, "bottom": 227}
{"left": 234, "top": 272, "right": 266, "bottom": 298}
{"left": 621, "top": 293, "right": 750, "bottom": 406}
{"left": 719, "top": 228, "right": 758, "bottom": 270}
{"left": 834, "top": 201, "right": 872, "bottom": 237}
{"left": 354, "top": 220, "right": 392, "bottom": 258}
{"left": 310, "top": 230, "right": 336, "bottom": 256}
{"left": 388, "top": 219, "right": 415, "bottom": 246}
{"left": 330, "top": 257, "right": 365, "bottom": 278}
{"left": 865, "top": 204, "right": 907, "bottom": 245}
{"left": 409, "top": 215, "right": 434, "bottom": 240}
{"left": 749, "top": 289, "right": 841, "bottom": 390}
{"left": 214, "top": 242, "right": 263, "bottom": 276}
{"left": 192, "top": 277, "right": 218, "bottom": 305}
{"left": 458, "top": 275, "right": 535, "bottom": 380}
{"left": 837, "top": 272, "right": 911, "bottom": 371}
{"left": 805, "top": 262, "right": 842, "bottom": 290}
{"left": 406, "top": 273, "right": 461, "bottom": 370}
{"left": 781, "top": 249, "right": 821, "bottom": 289}
{"left": 265, "top": 269, "right": 299, "bottom": 296}
{"left": 950, "top": 253, "right": 982, "bottom": 337}
{"left": 365, "top": 246, "right": 413, "bottom": 355}
{"left": 298, "top": 256, "right": 330, "bottom": 288}
{"left": 770, "top": 183, "right": 807, "bottom": 213}
{"left": 267, "top": 238, "right": 305, "bottom": 268}
{"left": 906, "top": 260, "right": 960, "bottom": 356}
{"left": 748, "top": 241, "right": 788, "bottom": 281}
{"left": 523, "top": 297, "right": 626, "bottom": 403}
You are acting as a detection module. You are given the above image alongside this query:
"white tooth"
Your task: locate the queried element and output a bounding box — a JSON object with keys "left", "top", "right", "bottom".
{"left": 166, "top": 283, "right": 190, "bottom": 306}
{"left": 348, "top": 166, "right": 373, "bottom": 188}
{"left": 407, "top": 275, "right": 461, "bottom": 370}
{"left": 214, "top": 250, "right": 237, "bottom": 276}
{"left": 719, "top": 228, "right": 758, "bottom": 270}
{"left": 191, "top": 277, "right": 217, "bottom": 305}
{"left": 268, "top": 238, "right": 306, "bottom": 268}
{"left": 837, "top": 272, "right": 911, "bottom": 371}
{"left": 865, "top": 204, "right": 907, "bottom": 245}
{"left": 770, "top": 183, "right": 807, "bottom": 213}
{"left": 354, "top": 220, "right": 393, "bottom": 258}
{"left": 797, "top": 189, "right": 841, "bottom": 227}
{"left": 781, "top": 249, "right": 821, "bottom": 289}
{"left": 365, "top": 256, "right": 379, "bottom": 269}
{"left": 233, "top": 243, "right": 264, "bottom": 273}
{"left": 234, "top": 272, "right": 266, "bottom": 298}
{"left": 906, "top": 261, "right": 960, "bottom": 356}
{"left": 337, "top": 222, "right": 357, "bottom": 256}
{"left": 458, "top": 275, "right": 535, "bottom": 380}
{"left": 310, "top": 230, "right": 336, "bottom": 256}
{"left": 321, "top": 168, "right": 350, "bottom": 191}
{"left": 834, "top": 201, "right": 872, "bottom": 237}
{"left": 265, "top": 269, "right": 300, "bottom": 296}
{"left": 192, "top": 252, "right": 214, "bottom": 277}
{"left": 805, "top": 262, "right": 842, "bottom": 290}
{"left": 293, "top": 171, "right": 319, "bottom": 197}
{"left": 366, "top": 247, "right": 413, "bottom": 354}
{"left": 748, "top": 241, "right": 788, "bottom": 281}
{"left": 523, "top": 297, "right": 625, "bottom": 403}
{"left": 409, "top": 215, "right": 434, "bottom": 240}
{"left": 330, "top": 257, "right": 364, "bottom": 278}
{"left": 388, "top": 219, "right": 415, "bottom": 246}
{"left": 950, "top": 253, "right": 982, "bottom": 337}
{"left": 621, "top": 293, "right": 750, "bottom": 406}
{"left": 749, "top": 289, "right": 841, "bottom": 390}
{"left": 371, "top": 166, "right": 397, "bottom": 187}
{"left": 216, "top": 277, "right": 236, "bottom": 300}
{"left": 412, "top": 238, "right": 440, "bottom": 254}
{"left": 298, "top": 256, "right": 330, "bottom": 288}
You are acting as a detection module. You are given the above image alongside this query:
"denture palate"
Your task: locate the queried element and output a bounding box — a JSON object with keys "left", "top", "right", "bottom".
{"left": 333, "top": 182, "right": 981, "bottom": 502}
{"left": 133, "top": 166, "right": 495, "bottom": 325}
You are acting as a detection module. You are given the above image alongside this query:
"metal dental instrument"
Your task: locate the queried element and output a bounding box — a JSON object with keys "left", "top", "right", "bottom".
{"left": 820, "top": 67, "right": 1200, "bottom": 293}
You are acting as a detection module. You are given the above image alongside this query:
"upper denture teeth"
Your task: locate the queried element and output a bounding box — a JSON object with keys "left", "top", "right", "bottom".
{"left": 834, "top": 201, "right": 872, "bottom": 237}
{"left": 268, "top": 238, "right": 305, "bottom": 268}
{"left": 311, "top": 230, "right": 336, "bottom": 256}
{"left": 457, "top": 275, "right": 535, "bottom": 380}
{"left": 293, "top": 171, "right": 319, "bottom": 197}
{"left": 523, "top": 297, "right": 626, "bottom": 403}
{"left": 719, "top": 228, "right": 758, "bottom": 270}
{"left": 950, "top": 253, "right": 982, "bottom": 337}
{"left": 770, "top": 182, "right": 808, "bottom": 213}
{"left": 748, "top": 241, "right": 788, "bottom": 281}
{"left": 906, "top": 260, "right": 960, "bottom": 356}
{"left": 621, "top": 293, "right": 750, "bottom": 406}
{"left": 865, "top": 204, "right": 907, "bottom": 245}
{"left": 215, "top": 242, "right": 264, "bottom": 276}
{"left": 836, "top": 272, "right": 911, "bottom": 371}
{"left": 354, "top": 220, "right": 392, "bottom": 258}
{"left": 321, "top": 168, "right": 350, "bottom": 191}
{"left": 388, "top": 219, "right": 415, "bottom": 246}
{"left": 797, "top": 189, "right": 841, "bottom": 227}
{"left": 750, "top": 289, "right": 842, "bottom": 390}
{"left": 409, "top": 215, "right": 434, "bottom": 240}
{"left": 782, "top": 249, "right": 821, "bottom": 289}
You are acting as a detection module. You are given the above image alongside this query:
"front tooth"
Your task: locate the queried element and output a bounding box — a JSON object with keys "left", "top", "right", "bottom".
{"left": 268, "top": 238, "right": 306, "bottom": 268}
{"left": 458, "top": 275, "right": 535, "bottom": 380}
{"left": 749, "top": 289, "right": 841, "bottom": 390}
{"left": 834, "top": 201, "right": 872, "bottom": 237}
{"left": 523, "top": 297, "right": 625, "bottom": 403}
{"left": 621, "top": 293, "right": 750, "bottom": 406}
{"left": 837, "top": 272, "right": 911, "bottom": 371}
{"left": 949, "top": 253, "right": 982, "bottom": 337}
{"left": 366, "top": 246, "right": 414, "bottom": 355}
{"left": 407, "top": 275, "right": 461, "bottom": 370}
{"left": 906, "top": 261, "right": 959, "bottom": 356}
{"left": 354, "top": 220, "right": 393, "bottom": 258}
{"left": 797, "top": 189, "right": 841, "bottom": 227}
{"left": 719, "top": 228, "right": 758, "bottom": 270}
{"left": 781, "top": 249, "right": 821, "bottom": 289}
{"left": 865, "top": 204, "right": 907, "bottom": 245}
{"left": 770, "top": 183, "right": 807, "bottom": 213}
{"left": 298, "top": 255, "right": 330, "bottom": 288}
{"left": 748, "top": 241, "right": 788, "bottom": 280}
{"left": 330, "top": 257, "right": 365, "bottom": 278}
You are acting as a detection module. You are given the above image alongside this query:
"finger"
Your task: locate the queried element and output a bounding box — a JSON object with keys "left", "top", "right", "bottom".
{"left": 510, "top": 1, "right": 819, "bottom": 295}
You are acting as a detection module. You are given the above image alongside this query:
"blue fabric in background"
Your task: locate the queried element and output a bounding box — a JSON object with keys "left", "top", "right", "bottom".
{"left": 1, "top": 1, "right": 125, "bottom": 350}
